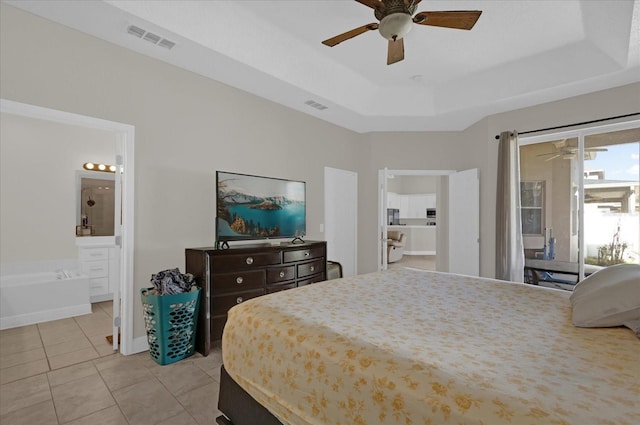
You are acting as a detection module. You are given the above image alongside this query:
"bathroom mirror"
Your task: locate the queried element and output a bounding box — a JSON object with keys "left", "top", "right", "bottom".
{"left": 76, "top": 170, "right": 115, "bottom": 236}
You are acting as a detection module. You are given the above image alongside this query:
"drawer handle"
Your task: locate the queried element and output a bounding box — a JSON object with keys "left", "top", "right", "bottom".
{"left": 279, "top": 271, "right": 285, "bottom": 278}
{"left": 304, "top": 251, "right": 310, "bottom": 257}
{"left": 310, "top": 266, "right": 315, "bottom": 272}
{"left": 236, "top": 276, "right": 243, "bottom": 284}
{"left": 236, "top": 297, "right": 243, "bottom": 304}
{"left": 246, "top": 257, "right": 254, "bottom": 265}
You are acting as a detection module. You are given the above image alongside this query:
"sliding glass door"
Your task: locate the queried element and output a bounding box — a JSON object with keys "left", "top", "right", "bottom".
{"left": 584, "top": 129, "right": 639, "bottom": 268}
{"left": 519, "top": 122, "right": 639, "bottom": 290}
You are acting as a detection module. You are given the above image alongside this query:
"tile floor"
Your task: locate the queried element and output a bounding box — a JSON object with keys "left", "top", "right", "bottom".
{"left": 0, "top": 302, "right": 224, "bottom": 425}
{"left": 387, "top": 254, "right": 436, "bottom": 271}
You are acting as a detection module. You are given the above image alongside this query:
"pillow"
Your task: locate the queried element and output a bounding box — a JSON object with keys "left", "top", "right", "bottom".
{"left": 569, "top": 263, "right": 640, "bottom": 328}
{"left": 623, "top": 318, "right": 640, "bottom": 338}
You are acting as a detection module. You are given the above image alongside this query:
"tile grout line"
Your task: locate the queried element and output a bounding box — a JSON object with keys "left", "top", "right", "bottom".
{"left": 36, "top": 323, "right": 54, "bottom": 374}
{"left": 93, "top": 358, "right": 132, "bottom": 425}
{"left": 155, "top": 366, "right": 215, "bottom": 425}
{"left": 73, "top": 314, "right": 102, "bottom": 359}
{"left": 44, "top": 370, "right": 61, "bottom": 425}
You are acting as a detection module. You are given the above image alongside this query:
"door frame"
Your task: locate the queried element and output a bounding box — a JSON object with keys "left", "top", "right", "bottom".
{"left": 1, "top": 99, "right": 136, "bottom": 355}
{"left": 519, "top": 118, "right": 640, "bottom": 280}
{"left": 378, "top": 169, "right": 454, "bottom": 271}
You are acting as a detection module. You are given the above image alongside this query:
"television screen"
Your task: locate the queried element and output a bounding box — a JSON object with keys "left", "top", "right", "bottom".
{"left": 216, "top": 171, "right": 306, "bottom": 242}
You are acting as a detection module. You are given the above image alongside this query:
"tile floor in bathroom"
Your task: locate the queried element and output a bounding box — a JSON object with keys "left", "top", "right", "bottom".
{"left": 0, "top": 301, "right": 224, "bottom": 425}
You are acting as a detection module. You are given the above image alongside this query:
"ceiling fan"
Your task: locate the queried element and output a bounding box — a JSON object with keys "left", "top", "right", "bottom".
{"left": 322, "top": 0, "right": 482, "bottom": 65}
{"left": 537, "top": 140, "right": 608, "bottom": 161}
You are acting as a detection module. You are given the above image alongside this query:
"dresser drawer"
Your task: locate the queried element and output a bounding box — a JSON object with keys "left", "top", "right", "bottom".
{"left": 283, "top": 247, "right": 325, "bottom": 263}
{"left": 210, "top": 252, "right": 281, "bottom": 271}
{"left": 212, "top": 269, "right": 264, "bottom": 294}
{"left": 297, "top": 273, "right": 325, "bottom": 287}
{"left": 81, "top": 260, "right": 109, "bottom": 278}
{"left": 267, "top": 282, "right": 296, "bottom": 294}
{"left": 212, "top": 289, "right": 264, "bottom": 316}
{"left": 79, "top": 247, "right": 109, "bottom": 261}
{"left": 267, "top": 266, "right": 295, "bottom": 284}
{"left": 297, "top": 259, "right": 324, "bottom": 278}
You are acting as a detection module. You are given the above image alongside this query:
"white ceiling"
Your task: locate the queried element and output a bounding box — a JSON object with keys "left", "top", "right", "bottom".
{"left": 5, "top": 0, "right": 640, "bottom": 133}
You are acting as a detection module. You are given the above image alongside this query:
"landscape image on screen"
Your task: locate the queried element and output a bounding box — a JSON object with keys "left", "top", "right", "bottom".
{"left": 216, "top": 172, "right": 306, "bottom": 241}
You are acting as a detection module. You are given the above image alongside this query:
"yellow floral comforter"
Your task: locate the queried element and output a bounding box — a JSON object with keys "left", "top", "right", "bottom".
{"left": 222, "top": 268, "right": 639, "bottom": 425}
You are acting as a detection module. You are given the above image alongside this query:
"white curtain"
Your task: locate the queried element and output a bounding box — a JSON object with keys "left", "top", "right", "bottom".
{"left": 495, "top": 131, "right": 525, "bottom": 282}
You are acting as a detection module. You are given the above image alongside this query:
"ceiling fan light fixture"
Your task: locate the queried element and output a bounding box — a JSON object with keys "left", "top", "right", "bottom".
{"left": 378, "top": 13, "right": 413, "bottom": 41}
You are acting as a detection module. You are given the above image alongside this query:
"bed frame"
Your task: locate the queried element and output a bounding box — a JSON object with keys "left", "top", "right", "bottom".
{"left": 216, "top": 365, "right": 283, "bottom": 425}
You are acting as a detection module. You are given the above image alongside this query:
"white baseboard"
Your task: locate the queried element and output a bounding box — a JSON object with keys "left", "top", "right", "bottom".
{"left": 90, "top": 293, "right": 113, "bottom": 303}
{"left": 129, "top": 335, "right": 149, "bottom": 355}
{"left": 0, "top": 304, "right": 92, "bottom": 330}
{"left": 405, "top": 251, "right": 436, "bottom": 256}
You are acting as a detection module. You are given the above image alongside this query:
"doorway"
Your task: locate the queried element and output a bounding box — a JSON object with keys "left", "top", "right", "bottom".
{"left": 0, "top": 99, "right": 135, "bottom": 354}
{"left": 378, "top": 168, "right": 479, "bottom": 275}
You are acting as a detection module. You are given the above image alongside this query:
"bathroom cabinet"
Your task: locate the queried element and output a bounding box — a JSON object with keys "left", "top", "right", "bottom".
{"left": 76, "top": 237, "right": 117, "bottom": 302}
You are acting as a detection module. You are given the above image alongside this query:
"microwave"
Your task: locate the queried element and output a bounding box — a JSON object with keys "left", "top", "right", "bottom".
{"left": 426, "top": 208, "right": 436, "bottom": 219}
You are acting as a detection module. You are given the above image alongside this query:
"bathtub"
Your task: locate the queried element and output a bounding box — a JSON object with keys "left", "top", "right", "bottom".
{"left": 0, "top": 270, "right": 91, "bottom": 330}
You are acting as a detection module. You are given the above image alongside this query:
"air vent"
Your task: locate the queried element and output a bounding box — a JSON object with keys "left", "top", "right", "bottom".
{"left": 127, "top": 25, "right": 176, "bottom": 50}
{"left": 127, "top": 25, "right": 145, "bottom": 38}
{"left": 158, "top": 39, "right": 175, "bottom": 49}
{"left": 143, "top": 32, "right": 161, "bottom": 44}
{"left": 304, "top": 100, "right": 328, "bottom": 111}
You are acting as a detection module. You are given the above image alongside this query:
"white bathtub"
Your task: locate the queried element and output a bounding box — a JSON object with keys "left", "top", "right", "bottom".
{"left": 0, "top": 270, "right": 91, "bottom": 330}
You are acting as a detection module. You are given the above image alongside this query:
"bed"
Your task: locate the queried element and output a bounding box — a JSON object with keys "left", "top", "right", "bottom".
{"left": 218, "top": 268, "right": 640, "bottom": 425}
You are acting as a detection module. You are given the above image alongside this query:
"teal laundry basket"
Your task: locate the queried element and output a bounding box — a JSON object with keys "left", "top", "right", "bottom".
{"left": 141, "top": 287, "right": 200, "bottom": 365}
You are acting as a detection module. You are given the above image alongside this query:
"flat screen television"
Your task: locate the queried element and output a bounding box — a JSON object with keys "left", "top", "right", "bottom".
{"left": 216, "top": 171, "right": 306, "bottom": 244}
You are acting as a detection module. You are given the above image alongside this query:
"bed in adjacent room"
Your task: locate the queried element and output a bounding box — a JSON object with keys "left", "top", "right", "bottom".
{"left": 218, "top": 268, "right": 639, "bottom": 425}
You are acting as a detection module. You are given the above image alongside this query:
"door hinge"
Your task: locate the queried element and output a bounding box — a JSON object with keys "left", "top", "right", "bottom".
{"left": 115, "top": 155, "right": 123, "bottom": 166}
{"left": 115, "top": 235, "right": 122, "bottom": 247}
{"left": 113, "top": 316, "right": 121, "bottom": 327}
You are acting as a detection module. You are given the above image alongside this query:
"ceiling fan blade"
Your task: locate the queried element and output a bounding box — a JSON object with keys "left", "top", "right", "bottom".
{"left": 355, "top": 0, "right": 383, "bottom": 11}
{"left": 585, "top": 147, "right": 608, "bottom": 152}
{"left": 413, "top": 11, "right": 482, "bottom": 30}
{"left": 387, "top": 38, "right": 404, "bottom": 65}
{"left": 537, "top": 152, "right": 560, "bottom": 157}
{"left": 544, "top": 154, "right": 562, "bottom": 162}
{"left": 322, "top": 23, "right": 379, "bottom": 47}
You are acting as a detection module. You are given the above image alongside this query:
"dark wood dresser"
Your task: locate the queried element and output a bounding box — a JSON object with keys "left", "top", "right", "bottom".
{"left": 185, "top": 241, "right": 327, "bottom": 356}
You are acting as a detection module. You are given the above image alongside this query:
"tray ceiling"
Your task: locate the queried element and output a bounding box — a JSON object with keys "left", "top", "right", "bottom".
{"left": 5, "top": 0, "right": 640, "bottom": 132}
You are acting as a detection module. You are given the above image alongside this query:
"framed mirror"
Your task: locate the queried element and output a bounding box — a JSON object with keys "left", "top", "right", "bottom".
{"left": 76, "top": 170, "right": 115, "bottom": 236}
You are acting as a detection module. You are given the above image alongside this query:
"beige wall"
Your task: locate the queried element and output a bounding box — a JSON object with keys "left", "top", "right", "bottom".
{"left": 388, "top": 176, "right": 439, "bottom": 194}
{"left": 0, "top": 113, "right": 115, "bottom": 264}
{"left": 361, "top": 84, "right": 640, "bottom": 276}
{"left": 0, "top": 5, "right": 363, "bottom": 339}
{"left": 2, "top": 4, "right": 639, "bottom": 339}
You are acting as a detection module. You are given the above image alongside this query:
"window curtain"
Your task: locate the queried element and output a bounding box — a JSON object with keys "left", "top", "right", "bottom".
{"left": 495, "top": 131, "right": 525, "bottom": 282}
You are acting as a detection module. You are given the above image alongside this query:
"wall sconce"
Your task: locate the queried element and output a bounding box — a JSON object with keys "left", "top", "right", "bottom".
{"left": 83, "top": 162, "right": 117, "bottom": 173}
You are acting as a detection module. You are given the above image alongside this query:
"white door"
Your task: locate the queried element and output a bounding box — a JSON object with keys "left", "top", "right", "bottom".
{"left": 378, "top": 168, "right": 389, "bottom": 271}
{"left": 324, "top": 167, "right": 358, "bottom": 277}
{"left": 448, "top": 168, "right": 480, "bottom": 276}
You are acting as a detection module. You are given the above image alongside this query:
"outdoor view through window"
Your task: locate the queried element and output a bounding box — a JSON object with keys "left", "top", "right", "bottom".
{"left": 519, "top": 126, "right": 639, "bottom": 290}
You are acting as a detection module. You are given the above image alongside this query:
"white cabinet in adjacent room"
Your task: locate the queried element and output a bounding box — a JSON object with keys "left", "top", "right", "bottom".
{"left": 387, "top": 192, "right": 400, "bottom": 209}
{"left": 77, "top": 238, "right": 117, "bottom": 303}
{"left": 388, "top": 225, "right": 436, "bottom": 255}
{"left": 400, "top": 194, "right": 436, "bottom": 218}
